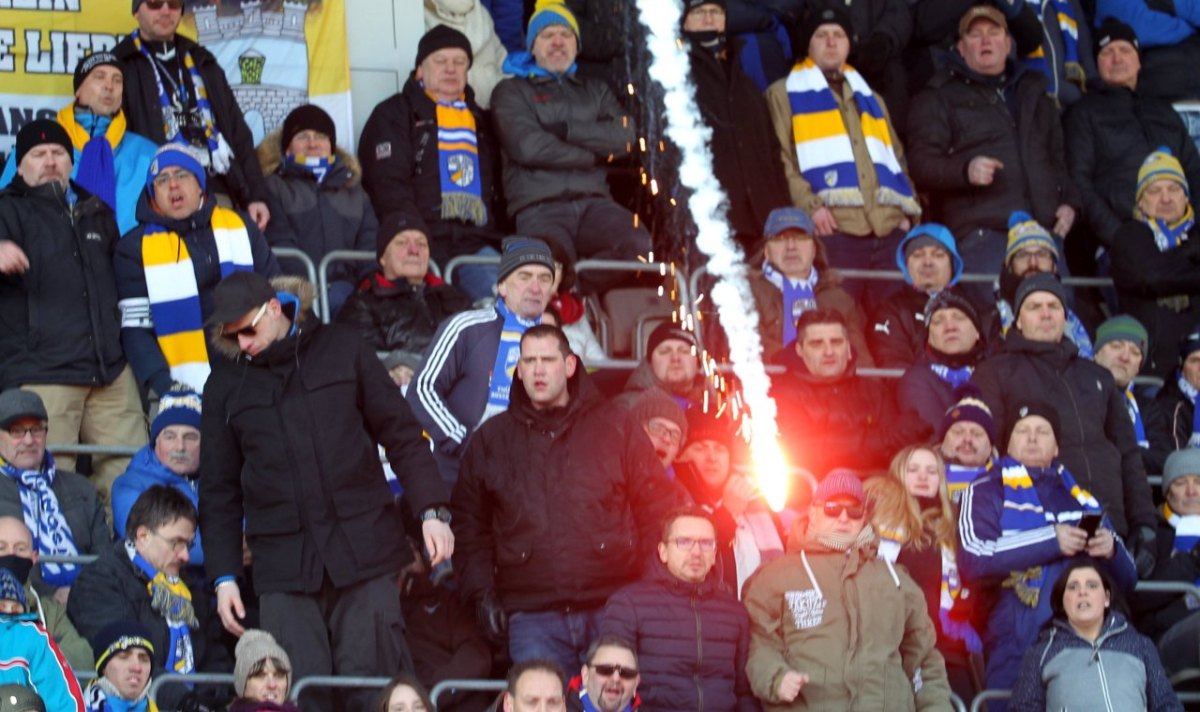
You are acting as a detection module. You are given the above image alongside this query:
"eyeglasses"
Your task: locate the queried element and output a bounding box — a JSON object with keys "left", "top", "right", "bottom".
{"left": 690, "top": 7, "right": 725, "bottom": 17}
{"left": 225, "top": 302, "right": 270, "bottom": 338}
{"left": 645, "top": 421, "right": 682, "bottom": 445}
{"left": 152, "top": 168, "right": 196, "bottom": 187}
{"left": 821, "top": 502, "right": 865, "bottom": 520}
{"left": 1011, "top": 248, "right": 1054, "bottom": 264}
{"left": 6, "top": 425, "right": 47, "bottom": 440}
{"left": 143, "top": 0, "right": 183, "bottom": 10}
{"left": 150, "top": 530, "right": 194, "bottom": 554}
{"left": 590, "top": 664, "right": 638, "bottom": 680}
{"left": 669, "top": 537, "right": 717, "bottom": 552}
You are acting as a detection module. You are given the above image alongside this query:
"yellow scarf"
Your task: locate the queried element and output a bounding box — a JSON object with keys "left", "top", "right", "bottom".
{"left": 56, "top": 103, "right": 126, "bottom": 152}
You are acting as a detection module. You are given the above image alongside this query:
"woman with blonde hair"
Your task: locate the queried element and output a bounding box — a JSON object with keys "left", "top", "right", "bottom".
{"left": 866, "top": 444, "right": 979, "bottom": 702}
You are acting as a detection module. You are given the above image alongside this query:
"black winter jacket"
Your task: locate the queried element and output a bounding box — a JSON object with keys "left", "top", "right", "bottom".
{"left": 113, "top": 34, "right": 267, "bottom": 209}
{"left": 842, "top": 0, "right": 914, "bottom": 134}
{"left": 1110, "top": 220, "right": 1200, "bottom": 379}
{"left": 897, "top": 349, "right": 985, "bottom": 435}
{"left": 336, "top": 272, "right": 471, "bottom": 357}
{"left": 1147, "top": 376, "right": 1194, "bottom": 467}
{"left": 600, "top": 560, "right": 760, "bottom": 712}
{"left": 868, "top": 286, "right": 933, "bottom": 369}
{"left": 907, "top": 0, "right": 1046, "bottom": 95}
{"left": 199, "top": 280, "right": 448, "bottom": 594}
{"left": 0, "top": 178, "right": 125, "bottom": 388}
{"left": 1136, "top": 519, "right": 1200, "bottom": 641}
{"left": 971, "top": 332, "right": 1157, "bottom": 537}
{"left": 358, "top": 77, "right": 502, "bottom": 265}
{"left": 907, "top": 55, "right": 1080, "bottom": 236}
{"left": 1064, "top": 84, "right": 1200, "bottom": 246}
{"left": 451, "top": 367, "right": 683, "bottom": 612}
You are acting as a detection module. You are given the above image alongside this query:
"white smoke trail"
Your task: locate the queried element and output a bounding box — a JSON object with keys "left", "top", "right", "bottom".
{"left": 633, "top": 0, "right": 790, "bottom": 510}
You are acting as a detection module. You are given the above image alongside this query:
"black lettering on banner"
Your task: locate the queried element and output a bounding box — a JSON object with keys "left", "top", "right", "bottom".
{"left": 0, "top": 104, "right": 58, "bottom": 135}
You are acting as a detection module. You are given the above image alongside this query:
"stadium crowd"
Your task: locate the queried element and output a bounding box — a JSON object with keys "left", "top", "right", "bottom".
{"left": 3, "top": 0, "right": 1200, "bottom": 709}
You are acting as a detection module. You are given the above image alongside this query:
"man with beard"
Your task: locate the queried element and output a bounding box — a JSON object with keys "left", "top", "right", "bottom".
{"left": 936, "top": 385, "right": 997, "bottom": 504}
{"left": 565, "top": 636, "right": 642, "bottom": 712}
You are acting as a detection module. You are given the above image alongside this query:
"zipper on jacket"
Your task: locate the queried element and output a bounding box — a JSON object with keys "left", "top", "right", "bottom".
{"left": 693, "top": 593, "right": 704, "bottom": 712}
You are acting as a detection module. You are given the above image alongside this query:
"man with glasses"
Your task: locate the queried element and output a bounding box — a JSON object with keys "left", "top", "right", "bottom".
{"left": 601, "top": 508, "right": 754, "bottom": 710}
{"left": 199, "top": 270, "right": 452, "bottom": 711}
{"left": 0, "top": 120, "right": 147, "bottom": 510}
{"left": 115, "top": 143, "right": 279, "bottom": 395}
{"left": 744, "top": 470, "right": 950, "bottom": 709}
{"left": 453, "top": 325, "right": 681, "bottom": 676}
{"left": 628, "top": 390, "right": 687, "bottom": 473}
{"left": 565, "top": 636, "right": 641, "bottom": 712}
{"left": 113, "top": 0, "right": 270, "bottom": 227}
{"left": 69, "top": 484, "right": 227, "bottom": 710}
{"left": 0, "top": 390, "right": 109, "bottom": 609}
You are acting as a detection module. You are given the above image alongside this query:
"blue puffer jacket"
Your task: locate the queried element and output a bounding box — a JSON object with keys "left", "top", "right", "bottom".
{"left": 0, "top": 614, "right": 86, "bottom": 711}
{"left": 1094, "top": 0, "right": 1200, "bottom": 48}
{"left": 0, "top": 108, "right": 157, "bottom": 235}
{"left": 111, "top": 444, "right": 203, "bottom": 566}
{"left": 600, "top": 560, "right": 760, "bottom": 712}
{"left": 1010, "top": 612, "right": 1182, "bottom": 712}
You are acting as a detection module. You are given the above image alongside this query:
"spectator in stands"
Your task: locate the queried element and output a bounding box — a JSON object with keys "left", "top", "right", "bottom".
{"left": 115, "top": 143, "right": 280, "bottom": 395}
{"left": 1009, "top": 561, "right": 1182, "bottom": 712}
{"left": 492, "top": 3, "right": 652, "bottom": 291}
{"left": 0, "top": 517, "right": 93, "bottom": 673}
{"left": 374, "top": 673, "right": 435, "bottom": 712}
{"left": 229, "top": 629, "right": 293, "bottom": 709}
{"left": 674, "top": 410, "right": 782, "bottom": 595}
{"left": 1112, "top": 147, "right": 1200, "bottom": 377}
{"left": 1091, "top": 316, "right": 1161, "bottom": 473}
{"left": 681, "top": 0, "right": 790, "bottom": 249}
{"left": 937, "top": 385, "right": 998, "bottom": 503}
{"left": 68, "top": 485, "right": 226, "bottom": 711}
{"left": 503, "top": 659, "right": 567, "bottom": 712}
{"left": 0, "top": 565, "right": 86, "bottom": 712}
{"left": 114, "top": 0, "right": 270, "bottom": 227}
{"left": 1148, "top": 327, "right": 1200, "bottom": 459}
{"left": 564, "top": 636, "right": 640, "bottom": 712}
{"left": 0, "top": 686, "right": 45, "bottom": 712}
{"left": 1025, "top": 0, "right": 1095, "bottom": 106}
{"left": 629, "top": 390, "right": 687, "bottom": 474}
{"left": 723, "top": 0, "right": 803, "bottom": 93}
{"left": 111, "top": 384, "right": 203, "bottom": 567}
{"left": 765, "top": 4, "right": 920, "bottom": 310}
{"left": 865, "top": 446, "right": 981, "bottom": 703}
{"left": 868, "top": 223, "right": 966, "bottom": 369}
{"left": 337, "top": 219, "right": 471, "bottom": 377}
{"left": 957, "top": 400, "right": 1138, "bottom": 696}
{"left": 771, "top": 309, "right": 931, "bottom": 478}
{"left": 259, "top": 104, "right": 377, "bottom": 318}
{"left": 601, "top": 509, "right": 756, "bottom": 710}
{"left": 0, "top": 389, "right": 109, "bottom": 605}
{"left": 426, "top": 1, "right": 508, "bottom": 108}
{"left": 409, "top": 237, "right": 555, "bottom": 485}
{"left": 198, "top": 272, "right": 451, "bottom": 711}
{"left": 897, "top": 290, "right": 986, "bottom": 434}
{"left": 744, "top": 470, "right": 951, "bottom": 709}
{"left": 1064, "top": 18, "right": 1200, "bottom": 251}
{"left": 831, "top": 0, "right": 913, "bottom": 135}
{"left": 83, "top": 620, "right": 156, "bottom": 712}
{"left": 991, "top": 212, "right": 1094, "bottom": 359}
{"left": 908, "top": 5, "right": 1081, "bottom": 293}
{"left": 360, "top": 25, "right": 503, "bottom": 304}
{"left": 616, "top": 323, "right": 705, "bottom": 411}
{"left": 973, "top": 273, "right": 1159, "bottom": 551}
{"left": 0, "top": 53, "right": 156, "bottom": 235}
{"left": 452, "top": 325, "right": 681, "bottom": 674}
{"left": 0, "top": 119, "right": 147, "bottom": 506}
{"left": 545, "top": 241, "right": 605, "bottom": 365}
{"left": 748, "top": 207, "right": 870, "bottom": 363}
{"left": 1094, "top": 0, "right": 1200, "bottom": 100}
{"left": 1137, "top": 449, "right": 1200, "bottom": 677}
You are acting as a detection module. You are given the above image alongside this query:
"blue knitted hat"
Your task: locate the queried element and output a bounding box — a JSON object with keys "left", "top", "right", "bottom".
{"left": 151, "top": 382, "right": 202, "bottom": 444}
{"left": 146, "top": 142, "right": 206, "bottom": 196}
{"left": 526, "top": 1, "right": 581, "bottom": 51}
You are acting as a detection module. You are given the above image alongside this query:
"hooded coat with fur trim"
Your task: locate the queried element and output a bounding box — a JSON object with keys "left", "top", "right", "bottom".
{"left": 198, "top": 277, "right": 448, "bottom": 594}
{"left": 257, "top": 133, "right": 378, "bottom": 303}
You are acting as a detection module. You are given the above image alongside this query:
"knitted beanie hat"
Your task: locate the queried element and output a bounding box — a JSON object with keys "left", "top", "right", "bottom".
{"left": 1136, "top": 146, "right": 1189, "bottom": 203}
{"left": 1005, "top": 211, "right": 1059, "bottom": 266}
{"left": 151, "top": 382, "right": 203, "bottom": 444}
{"left": 234, "top": 630, "right": 291, "bottom": 696}
{"left": 526, "top": 0, "right": 581, "bottom": 51}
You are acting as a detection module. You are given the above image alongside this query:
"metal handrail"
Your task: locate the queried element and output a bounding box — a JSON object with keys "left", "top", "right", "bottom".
{"left": 444, "top": 254, "right": 500, "bottom": 286}
{"left": 289, "top": 674, "right": 392, "bottom": 701}
{"left": 1135, "top": 580, "right": 1200, "bottom": 598}
{"left": 148, "top": 672, "right": 236, "bottom": 706}
{"left": 969, "top": 689, "right": 1010, "bottom": 712}
{"left": 47, "top": 443, "right": 140, "bottom": 457}
{"left": 41, "top": 554, "right": 99, "bottom": 564}
{"left": 271, "top": 247, "right": 319, "bottom": 292}
{"left": 949, "top": 691, "right": 967, "bottom": 712}
{"left": 429, "top": 678, "right": 508, "bottom": 708}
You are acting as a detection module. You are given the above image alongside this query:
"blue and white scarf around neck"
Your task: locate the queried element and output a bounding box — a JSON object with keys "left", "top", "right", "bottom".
{"left": 0, "top": 451, "right": 80, "bottom": 587}
{"left": 762, "top": 261, "right": 818, "bottom": 347}
{"left": 481, "top": 298, "right": 540, "bottom": 424}
{"left": 1176, "top": 373, "right": 1200, "bottom": 448}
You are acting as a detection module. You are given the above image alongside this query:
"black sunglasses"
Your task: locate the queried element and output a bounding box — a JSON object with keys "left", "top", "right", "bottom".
{"left": 821, "top": 502, "right": 865, "bottom": 520}
{"left": 143, "top": 0, "right": 184, "bottom": 9}
{"left": 591, "top": 664, "right": 638, "bottom": 680}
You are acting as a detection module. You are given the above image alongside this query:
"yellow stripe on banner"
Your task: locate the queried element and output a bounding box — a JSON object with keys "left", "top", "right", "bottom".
{"left": 792, "top": 109, "right": 847, "bottom": 143}
{"left": 860, "top": 113, "right": 893, "bottom": 148}
{"left": 143, "top": 232, "right": 189, "bottom": 268}
{"left": 438, "top": 141, "right": 479, "bottom": 153}
{"left": 157, "top": 330, "right": 209, "bottom": 367}
{"left": 435, "top": 106, "right": 478, "bottom": 132}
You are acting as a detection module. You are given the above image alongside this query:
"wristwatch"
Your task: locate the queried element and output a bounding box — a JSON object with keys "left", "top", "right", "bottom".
{"left": 421, "top": 506, "right": 452, "bottom": 524}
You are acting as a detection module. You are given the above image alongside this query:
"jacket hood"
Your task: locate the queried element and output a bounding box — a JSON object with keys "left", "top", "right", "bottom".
{"left": 209, "top": 275, "right": 317, "bottom": 360}
{"left": 256, "top": 128, "right": 362, "bottom": 187}
{"left": 895, "top": 223, "right": 964, "bottom": 286}
{"left": 785, "top": 516, "right": 878, "bottom": 556}
{"left": 425, "top": 0, "right": 475, "bottom": 21}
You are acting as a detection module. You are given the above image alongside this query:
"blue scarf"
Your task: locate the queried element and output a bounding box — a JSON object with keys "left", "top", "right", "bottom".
{"left": 1025, "top": 0, "right": 1082, "bottom": 89}
{"left": 482, "top": 299, "right": 539, "bottom": 423}
{"left": 946, "top": 460, "right": 991, "bottom": 504}
{"left": 578, "top": 689, "right": 632, "bottom": 712}
{"left": 283, "top": 153, "right": 331, "bottom": 184}
{"left": 1166, "top": 505, "right": 1200, "bottom": 590}
{"left": 761, "top": 261, "right": 817, "bottom": 347}
{"left": 1122, "top": 386, "right": 1149, "bottom": 449}
{"left": 0, "top": 452, "right": 80, "bottom": 587}
{"left": 72, "top": 109, "right": 117, "bottom": 211}
{"left": 126, "top": 541, "right": 195, "bottom": 675}
{"left": 1177, "top": 373, "right": 1200, "bottom": 448}
{"left": 929, "top": 363, "right": 973, "bottom": 390}
{"left": 1140, "top": 203, "right": 1196, "bottom": 252}
{"left": 428, "top": 89, "right": 488, "bottom": 225}
{"left": 501, "top": 50, "right": 578, "bottom": 79}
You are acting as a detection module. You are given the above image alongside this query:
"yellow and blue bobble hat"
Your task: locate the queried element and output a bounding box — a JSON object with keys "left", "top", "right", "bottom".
{"left": 526, "top": 0, "right": 581, "bottom": 51}
{"left": 1004, "top": 210, "right": 1059, "bottom": 266}
{"left": 1136, "top": 145, "right": 1188, "bottom": 203}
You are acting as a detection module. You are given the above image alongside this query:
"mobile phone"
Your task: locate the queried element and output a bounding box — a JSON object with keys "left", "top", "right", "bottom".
{"left": 1078, "top": 513, "right": 1104, "bottom": 537}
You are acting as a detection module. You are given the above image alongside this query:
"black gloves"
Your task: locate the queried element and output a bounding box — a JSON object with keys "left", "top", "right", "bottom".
{"left": 476, "top": 589, "right": 508, "bottom": 644}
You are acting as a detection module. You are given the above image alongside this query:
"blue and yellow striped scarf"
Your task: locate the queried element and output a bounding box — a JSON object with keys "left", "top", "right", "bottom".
{"left": 142, "top": 206, "right": 253, "bottom": 390}
{"left": 1025, "top": 0, "right": 1084, "bottom": 91}
{"left": 784, "top": 58, "right": 919, "bottom": 215}
{"left": 431, "top": 92, "right": 487, "bottom": 226}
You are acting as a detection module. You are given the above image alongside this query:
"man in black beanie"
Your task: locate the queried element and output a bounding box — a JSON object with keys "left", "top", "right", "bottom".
{"left": 359, "top": 24, "right": 504, "bottom": 305}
